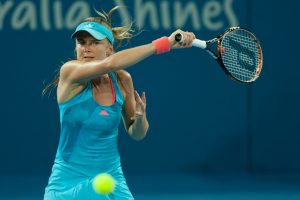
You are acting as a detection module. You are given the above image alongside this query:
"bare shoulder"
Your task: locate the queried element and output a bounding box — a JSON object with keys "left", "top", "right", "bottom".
{"left": 59, "top": 60, "right": 78, "bottom": 79}
{"left": 115, "top": 70, "right": 134, "bottom": 95}
{"left": 116, "top": 70, "right": 132, "bottom": 83}
{"left": 57, "top": 60, "right": 86, "bottom": 103}
{"left": 116, "top": 70, "right": 134, "bottom": 87}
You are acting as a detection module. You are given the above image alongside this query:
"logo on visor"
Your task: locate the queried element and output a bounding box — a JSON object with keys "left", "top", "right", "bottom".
{"left": 84, "top": 23, "right": 94, "bottom": 29}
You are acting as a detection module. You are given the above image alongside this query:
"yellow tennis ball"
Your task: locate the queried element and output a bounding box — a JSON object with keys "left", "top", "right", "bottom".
{"left": 92, "top": 173, "right": 116, "bottom": 194}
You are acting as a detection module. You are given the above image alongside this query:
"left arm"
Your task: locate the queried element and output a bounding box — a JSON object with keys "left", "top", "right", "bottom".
{"left": 118, "top": 71, "right": 149, "bottom": 141}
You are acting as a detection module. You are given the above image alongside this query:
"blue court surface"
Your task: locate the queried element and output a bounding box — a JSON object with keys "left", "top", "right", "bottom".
{"left": 0, "top": 172, "right": 299, "bottom": 200}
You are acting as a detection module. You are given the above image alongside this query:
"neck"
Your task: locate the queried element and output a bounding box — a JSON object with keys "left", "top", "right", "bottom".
{"left": 92, "top": 74, "right": 110, "bottom": 85}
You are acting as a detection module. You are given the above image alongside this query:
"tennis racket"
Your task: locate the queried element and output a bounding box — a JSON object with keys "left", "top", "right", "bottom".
{"left": 175, "top": 27, "right": 263, "bottom": 83}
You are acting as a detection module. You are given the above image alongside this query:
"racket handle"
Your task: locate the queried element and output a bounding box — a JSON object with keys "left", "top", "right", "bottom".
{"left": 192, "top": 39, "right": 207, "bottom": 49}
{"left": 175, "top": 33, "right": 207, "bottom": 49}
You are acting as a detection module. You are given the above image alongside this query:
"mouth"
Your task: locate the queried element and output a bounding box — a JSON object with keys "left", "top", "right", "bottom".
{"left": 83, "top": 56, "right": 95, "bottom": 60}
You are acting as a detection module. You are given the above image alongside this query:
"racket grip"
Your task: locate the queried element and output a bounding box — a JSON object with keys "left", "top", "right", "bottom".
{"left": 192, "top": 39, "right": 207, "bottom": 49}
{"left": 175, "top": 33, "right": 207, "bottom": 49}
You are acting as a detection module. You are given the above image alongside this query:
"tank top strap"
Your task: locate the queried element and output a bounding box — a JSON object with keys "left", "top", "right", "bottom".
{"left": 109, "top": 72, "right": 124, "bottom": 105}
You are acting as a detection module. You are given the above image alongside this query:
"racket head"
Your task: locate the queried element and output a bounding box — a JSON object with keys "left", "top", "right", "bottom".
{"left": 217, "top": 27, "right": 263, "bottom": 83}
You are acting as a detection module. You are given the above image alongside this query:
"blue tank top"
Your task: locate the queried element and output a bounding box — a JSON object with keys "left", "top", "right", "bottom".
{"left": 44, "top": 72, "right": 134, "bottom": 200}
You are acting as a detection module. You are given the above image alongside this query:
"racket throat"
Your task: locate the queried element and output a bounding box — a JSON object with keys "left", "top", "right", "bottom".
{"left": 206, "top": 48, "right": 218, "bottom": 59}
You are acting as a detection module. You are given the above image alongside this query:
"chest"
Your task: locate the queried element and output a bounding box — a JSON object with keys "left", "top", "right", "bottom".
{"left": 91, "top": 79, "right": 126, "bottom": 107}
{"left": 92, "top": 84, "right": 115, "bottom": 106}
{"left": 63, "top": 98, "right": 123, "bottom": 131}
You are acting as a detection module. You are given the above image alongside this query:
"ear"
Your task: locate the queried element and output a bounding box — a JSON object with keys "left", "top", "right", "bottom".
{"left": 106, "top": 45, "right": 113, "bottom": 57}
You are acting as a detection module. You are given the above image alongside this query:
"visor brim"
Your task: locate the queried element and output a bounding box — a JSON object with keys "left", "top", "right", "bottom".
{"left": 71, "top": 29, "right": 107, "bottom": 41}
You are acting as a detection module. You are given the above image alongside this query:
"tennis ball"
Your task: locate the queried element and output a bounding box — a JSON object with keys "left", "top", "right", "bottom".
{"left": 92, "top": 173, "right": 116, "bottom": 194}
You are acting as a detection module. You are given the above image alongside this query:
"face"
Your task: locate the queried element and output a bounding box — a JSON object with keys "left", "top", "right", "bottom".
{"left": 75, "top": 31, "right": 112, "bottom": 61}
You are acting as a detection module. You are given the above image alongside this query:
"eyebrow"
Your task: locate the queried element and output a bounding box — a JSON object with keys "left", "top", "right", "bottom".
{"left": 76, "top": 38, "right": 100, "bottom": 42}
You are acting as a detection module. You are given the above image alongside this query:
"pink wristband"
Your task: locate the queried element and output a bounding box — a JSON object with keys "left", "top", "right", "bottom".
{"left": 152, "top": 36, "right": 171, "bottom": 54}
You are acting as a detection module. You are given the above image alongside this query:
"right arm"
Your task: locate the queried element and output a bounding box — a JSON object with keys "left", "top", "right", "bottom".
{"left": 60, "top": 30, "right": 195, "bottom": 84}
{"left": 61, "top": 43, "right": 156, "bottom": 84}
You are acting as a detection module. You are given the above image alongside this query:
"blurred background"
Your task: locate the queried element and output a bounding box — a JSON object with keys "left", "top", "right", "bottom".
{"left": 0, "top": 0, "right": 299, "bottom": 199}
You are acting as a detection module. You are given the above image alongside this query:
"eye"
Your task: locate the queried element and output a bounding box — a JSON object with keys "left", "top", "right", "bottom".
{"left": 93, "top": 40, "right": 100, "bottom": 45}
{"left": 77, "top": 39, "right": 85, "bottom": 45}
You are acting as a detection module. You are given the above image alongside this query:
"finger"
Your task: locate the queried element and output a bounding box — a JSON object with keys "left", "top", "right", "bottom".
{"left": 134, "top": 90, "right": 142, "bottom": 103}
{"left": 191, "top": 32, "right": 196, "bottom": 40}
{"left": 169, "top": 29, "right": 183, "bottom": 46}
{"left": 141, "top": 92, "right": 146, "bottom": 105}
{"left": 185, "top": 32, "right": 193, "bottom": 47}
{"left": 180, "top": 31, "right": 193, "bottom": 45}
{"left": 178, "top": 32, "right": 192, "bottom": 47}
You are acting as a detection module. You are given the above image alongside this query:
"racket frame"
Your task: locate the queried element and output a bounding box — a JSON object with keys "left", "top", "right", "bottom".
{"left": 175, "top": 27, "right": 263, "bottom": 83}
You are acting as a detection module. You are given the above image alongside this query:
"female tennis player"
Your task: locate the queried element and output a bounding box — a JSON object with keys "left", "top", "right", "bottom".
{"left": 43, "top": 6, "right": 195, "bottom": 200}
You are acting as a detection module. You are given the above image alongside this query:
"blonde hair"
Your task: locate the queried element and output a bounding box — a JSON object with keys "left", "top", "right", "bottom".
{"left": 86, "top": 6, "right": 135, "bottom": 50}
{"left": 42, "top": 6, "right": 136, "bottom": 96}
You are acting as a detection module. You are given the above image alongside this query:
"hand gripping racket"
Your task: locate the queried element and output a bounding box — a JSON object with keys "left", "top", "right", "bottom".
{"left": 175, "top": 27, "right": 263, "bottom": 83}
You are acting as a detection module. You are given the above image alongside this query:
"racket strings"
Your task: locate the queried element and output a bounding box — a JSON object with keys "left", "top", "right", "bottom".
{"left": 221, "top": 29, "right": 261, "bottom": 82}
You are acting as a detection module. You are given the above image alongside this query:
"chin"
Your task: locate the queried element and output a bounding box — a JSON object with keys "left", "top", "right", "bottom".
{"left": 82, "top": 57, "right": 95, "bottom": 61}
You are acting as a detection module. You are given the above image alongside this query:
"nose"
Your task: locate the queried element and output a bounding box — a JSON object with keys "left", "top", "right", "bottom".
{"left": 83, "top": 42, "right": 92, "bottom": 52}
{"left": 83, "top": 45, "right": 90, "bottom": 53}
